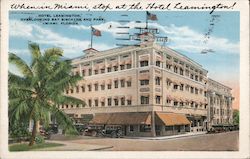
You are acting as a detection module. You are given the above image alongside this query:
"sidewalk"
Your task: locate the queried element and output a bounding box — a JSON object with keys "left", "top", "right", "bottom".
{"left": 36, "top": 140, "right": 113, "bottom": 151}
{"left": 124, "top": 131, "right": 207, "bottom": 140}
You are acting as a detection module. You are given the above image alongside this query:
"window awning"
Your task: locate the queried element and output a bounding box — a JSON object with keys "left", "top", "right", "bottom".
{"left": 156, "top": 112, "right": 191, "bottom": 126}
{"left": 89, "top": 112, "right": 151, "bottom": 125}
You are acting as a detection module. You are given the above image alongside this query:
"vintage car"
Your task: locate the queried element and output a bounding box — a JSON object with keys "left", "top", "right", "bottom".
{"left": 96, "top": 125, "right": 123, "bottom": 138}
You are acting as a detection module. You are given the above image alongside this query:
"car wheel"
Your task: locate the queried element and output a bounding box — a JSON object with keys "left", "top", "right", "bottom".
{"left": 96, "top": 132, "right": 103, "bottom": 137}
{"left": 91, "top": 131, "right": 97, "bottom": 137}
{"left": 111, "top": 131, "right": 117, "bottom": 138}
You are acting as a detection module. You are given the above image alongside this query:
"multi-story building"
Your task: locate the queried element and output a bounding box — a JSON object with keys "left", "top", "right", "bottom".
{"left": 206, "top": 78, "right": 234, "bottom": 130}
{"left": 59, "top": 33, "right": 233, "bottom": 136}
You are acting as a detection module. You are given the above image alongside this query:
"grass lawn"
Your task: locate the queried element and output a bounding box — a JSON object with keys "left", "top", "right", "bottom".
{"left": 9, "top": 142, "right": 64, "bottom": 151}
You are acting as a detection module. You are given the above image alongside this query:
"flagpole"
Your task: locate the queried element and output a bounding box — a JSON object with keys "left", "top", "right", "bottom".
{"left": 146, "top": 11, "right": 148, "bottom": 29}
{"left": 90, "top": 25, "right": 93, "bottom": 48}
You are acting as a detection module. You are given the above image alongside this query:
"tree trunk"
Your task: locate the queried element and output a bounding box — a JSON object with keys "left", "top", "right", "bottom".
{"left": 29, "top": 120, "right": 37, "bottom": 146}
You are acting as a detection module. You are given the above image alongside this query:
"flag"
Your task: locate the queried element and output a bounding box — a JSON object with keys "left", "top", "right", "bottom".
{"left": 147, "top": 11, "right": 157, "bottom": 21}
{"left": 92, "top": 27, "right": 101, "bottom": 36}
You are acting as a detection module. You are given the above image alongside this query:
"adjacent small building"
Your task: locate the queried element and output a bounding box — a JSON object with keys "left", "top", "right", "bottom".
{"left": 59, "top": 33, "right": 234, "bottom": 136}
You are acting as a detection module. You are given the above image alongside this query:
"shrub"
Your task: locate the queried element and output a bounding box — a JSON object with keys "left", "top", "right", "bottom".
{"left": 35, "top": 135, "right": 45, "bottom": 144}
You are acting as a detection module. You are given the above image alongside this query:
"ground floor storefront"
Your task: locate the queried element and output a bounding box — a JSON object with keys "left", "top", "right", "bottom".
{"left": 86, "top": 112, "right": 206, "bottom": 137}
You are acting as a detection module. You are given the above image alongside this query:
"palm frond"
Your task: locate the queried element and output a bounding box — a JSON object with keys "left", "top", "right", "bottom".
{"left": 9, "top": 53, "right": 33, "bottom": 77}
{"left": 28, "top": 42, "right": 41, "bottom": 67}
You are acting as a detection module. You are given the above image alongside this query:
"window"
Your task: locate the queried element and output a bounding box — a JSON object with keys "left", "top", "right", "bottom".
{"left": 174, "top": 66, "right": 178, "bottom": 73}
{"left": 108, "top": 98, "right": 112, "bottom": 106}
{"left": 155, "top": 77, "right": 161, "bottom": 85}
{"left": 120, "top": 65, "right": 125, "bottom": 70}
{"left": 114, "top": 80, "right": 118, "bottom": 88}
{"left": 101, "top": 68, "right": 105, "bottom": 74}
{"left": 173, "top": 84, "right": 178, "bottom": 90}
{"left": 94, "top": 70, "right": 98, "bottom": 75}
{"left": 129, "top": 125, "right": 134, "bottom": 132}
{"left": 178, "top": 84, "right": 183, "bottom": 91}
{"left": 165, "top": 126, "right": 173, "bottom": 131}
{"left": 101, "top": 101, "right": 105, "bottom": 107}
{"left": 88, "top": 99, "right": 92, "bottom": 107}
{"left": 94, "top": 83, "right": 98, "bottom": 91}
{"left": 88, "top": 85, "right": 92, "bottom": 92}
{"left": 127, "top": 81, "right": 131, "bottom": 87}
{"left": 166, "top": 99, "right": 171, "bottom": 104}
{"left": 107, "top": 67, "right": 112, "bottom": 72}
{"left": 140, "top": 60, "right": 148, "bottom": 67}
{"left": 71, "top": 105, "right": 73, "bottom": 108}
{"left": 107, "top": 84, "right": 112, "bottom": 89}
{"left": 195, "top": 88, "right": 198, "bottom": 94}
{"left": 114, "top": 99, "right": 119, "bottom": 106}
{"left": 66, "top": 105, "right": 68, "bottom": 109}
{"left": 195, "top": 75, "right": 198, "bottom": 81}
{"left": 140, "top": 80, "right": 149, "bottom": 86}
{"left": 180, "top": 102, "right": 184, "bottom": 106}
{"left": 180, "top": 68, "right": 183, "bottom": 75}
{"left": 127, "top": 99, "right": 132, "bottom": 105}
{"left": 185, "top": 85, "right": 189, "bottom": 91}
{"left": 190, "top": 74, "right": 194, "bottom": 79}
{"left": 141, "top": 96, "right": 149, "bottom": 104}
{"left": 174, "top": 101, "right": 178, "bottom": 106}
{"left": 140, "top": 125, "right": 151, "bottom": 132}
{"left": 185, "top": 70, "right": 189, "bottom": 76}
{"left": 156, "top": 96, "right": 161, "bottom": 104}
{"left": 101, "top": 84, "right": 105, "bottom": 90}
{"left": 70, "top": 89, "right": 73, "bottom": 93}
{"left": 126, "top": 64, "right": 131, "bottom": 69}
{"left": 76, "top": 86, "right": 79, "bottom": 93}
{"left": 113, "top": 66, "right": 118, "bottom": 71}
{"left": 62, "top": 105, "right": 64, "bottom": 109}
{"left": 66, "top": 89, "right": 69, "bottom": 94}
{"left": 199, "top": 77, "right": 203, "bottom": 82}
{"left": 156, "top": 61, "right": 161, "bottom": 67}
{"left": 88, "top": 69, "right": 92, "bottom": 76}
{"left": 199, "top": 89, "right": 203, "bottom": 95}
{"left": 190, "top": 87, "right": 194, "bottom": 93}
{"left": 121, "top": 97, "right": 125, "bottom": 105}
{"left": 120, "top": 80, "right": 125, "bottom": 87}
{"left": 82, "top": 70, "right": 85, "bottom": 76}
{"left": 166, "top": 81, "right": 171, "bottom": 86}
{"left": 166, "top": 64, "right": 171, "bottom": 69}
{"left": 81, "top": 86, "right": 85, "bottom": 92}
{"left": 94, "top": 99, "right": 98, "bottom": 107}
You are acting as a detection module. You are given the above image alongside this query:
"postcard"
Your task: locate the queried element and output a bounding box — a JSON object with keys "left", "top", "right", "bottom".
{"left": 0, "top": 0, "right": 249, "bottom": 159}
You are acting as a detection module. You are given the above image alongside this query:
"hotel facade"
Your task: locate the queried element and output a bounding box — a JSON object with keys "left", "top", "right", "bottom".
{"left": 59, "top": 35, "right": 234, "bottom": 137}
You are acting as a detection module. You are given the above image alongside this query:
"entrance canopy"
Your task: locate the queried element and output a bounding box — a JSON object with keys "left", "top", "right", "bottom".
{"left": 90, "top": 112, "right": 151, "bottom": 125}
{"left": 156, "top": 112, "right": 190, "bottom": 126}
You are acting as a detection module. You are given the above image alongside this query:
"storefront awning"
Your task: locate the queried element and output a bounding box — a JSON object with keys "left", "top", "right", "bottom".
{"left": 89, "top": 112, "right": 151, "bottom": 125}
{"left": 156, "top": 112, "right": 191, "bottom": 126}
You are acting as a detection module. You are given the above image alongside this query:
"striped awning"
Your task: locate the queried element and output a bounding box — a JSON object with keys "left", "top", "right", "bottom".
{"left": 156, "top": 112, "right": 191, "bottom": 126}
{"left": 90, "top": 112, "right": 151, "bottom": 125}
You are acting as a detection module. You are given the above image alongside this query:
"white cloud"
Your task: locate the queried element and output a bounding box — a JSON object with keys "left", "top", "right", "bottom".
{"left": 10, "top": 20, "right": 33, "bottom": 38}
{"left": 9, "top": 20, "right": 113, "bottom": 58}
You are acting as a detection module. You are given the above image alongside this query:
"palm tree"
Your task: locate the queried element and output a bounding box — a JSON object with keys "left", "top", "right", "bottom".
{"left": 9, "top": 42, "right": 84, "bottom": 146}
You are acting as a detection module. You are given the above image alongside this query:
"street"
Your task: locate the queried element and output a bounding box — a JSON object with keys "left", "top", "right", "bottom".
{"left": 50, "top": 131, "right": 239, "bottom": 151}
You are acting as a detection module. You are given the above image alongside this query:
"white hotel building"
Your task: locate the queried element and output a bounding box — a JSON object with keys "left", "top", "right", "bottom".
{"left": 59, "top": 33, "right": 234, "bottom": 137}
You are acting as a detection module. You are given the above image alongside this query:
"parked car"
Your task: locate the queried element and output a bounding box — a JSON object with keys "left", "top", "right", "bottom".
{"left": 83, "top": 125, "right": 103, "bottom": 136}
{"left": 74, "top": 124, "right": 88, "bottom": 135}
{"left": 96, "top": 125, "right": 123, "bottom": 138}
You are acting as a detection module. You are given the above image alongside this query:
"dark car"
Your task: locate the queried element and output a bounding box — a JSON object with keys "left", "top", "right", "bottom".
{"left": 74, "top": 124, "right": 88, "bottom": 135}
{"left": 83, "top": 125, "right": 103, "bottom": 136}
{"left": 96, "top": 125, "right": 123, "bottom": 138}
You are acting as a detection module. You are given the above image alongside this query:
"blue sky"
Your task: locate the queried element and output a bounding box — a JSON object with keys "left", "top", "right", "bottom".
{"left": 9, "top": 11, "right": 239, "bottom": 84}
